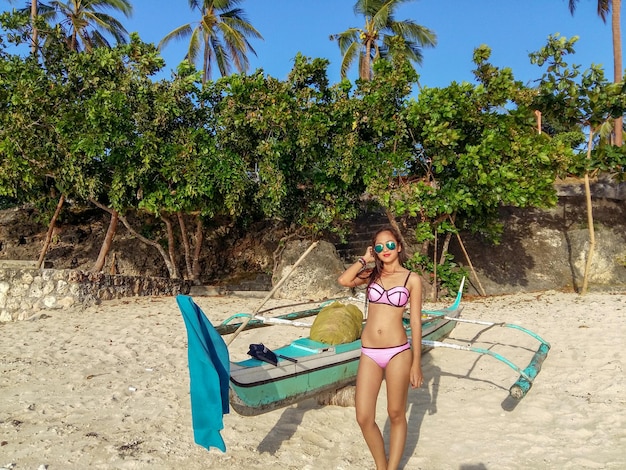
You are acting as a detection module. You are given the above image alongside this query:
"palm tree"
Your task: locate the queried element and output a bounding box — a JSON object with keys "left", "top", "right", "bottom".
{"left": 6, "top": 0, "right": 41, "bottom": 54}
{"left": 158, "top": 0, "right": 263, "bottom": 83}
{"left": 37, "top": 0, "right": 133, "bottom": 52}
{"left": 330, "top": 0, "right": 436, "bottom": 80}
{"left": 568, "top": 0, "right": 622, "bottom": 146}
{"left": 30, "top": 0, "right": 38, "bottom": 54}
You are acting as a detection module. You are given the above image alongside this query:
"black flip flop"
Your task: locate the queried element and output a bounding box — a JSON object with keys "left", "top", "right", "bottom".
{"left": 247, "top": 343, "right": 279, "bottom": 366}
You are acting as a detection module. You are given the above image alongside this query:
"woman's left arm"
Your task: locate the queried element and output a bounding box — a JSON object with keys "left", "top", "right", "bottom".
{"left": 408, "top": 273, "right": 423, "bottom": 388}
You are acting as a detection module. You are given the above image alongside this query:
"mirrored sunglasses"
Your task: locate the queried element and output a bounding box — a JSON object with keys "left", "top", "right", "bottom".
{"left": 374, "top": 241, "right": 397, "bottom": 253}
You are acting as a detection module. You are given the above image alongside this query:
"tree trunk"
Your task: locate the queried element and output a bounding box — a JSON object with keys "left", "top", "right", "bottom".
{"left": 30, "top": 0, "right": 38, "bottom": 56}
{"left": 439, "top": 230, "right": 453, "bottom": 265}
{"left": 37, "top": 194, "right": 65, "bottom": 269}
{"left": 432, "top": 228, "right": 438, "bottom": 301}
{"left": 445, "top": 214, "right": 485, "bottom": 296}
{"left": 162, "top": 215, "right": 179, "bottom": 278}
{"left": 384, "top": 209, "right": 408, "bottom": 249}
{"left": 177, "top": 212, "right": 193, "bottom": 279}
{"left": 91, "top": 209, "right": 118, "bottom": 273}
{"left": 581, "top": 129, "right": 596, "bottom": 295}
{"left": 192, "top": 217, "right": 204, "bottom": 281}
{"left": 89, "top": 200, "right": 180, "bottom": 279}
{"left": 612, "top": 0, "right": 623, "bottom": 146}
{"left": 361, "top": 36, "right": 372, "bottom": 80}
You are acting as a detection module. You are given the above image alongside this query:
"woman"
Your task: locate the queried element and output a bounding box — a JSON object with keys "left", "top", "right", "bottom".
{"left": 338, "top": 226, "right": 423, "bottom": 470}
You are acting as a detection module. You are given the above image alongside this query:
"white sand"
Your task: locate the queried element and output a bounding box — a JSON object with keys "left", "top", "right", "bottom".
{"left": 1, "top": 290, "right": 625, "bottom": 469}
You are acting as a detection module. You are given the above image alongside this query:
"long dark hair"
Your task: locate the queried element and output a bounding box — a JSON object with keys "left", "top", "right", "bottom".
{"left": 367, "top": 226, "right": 408, "bottom": 285}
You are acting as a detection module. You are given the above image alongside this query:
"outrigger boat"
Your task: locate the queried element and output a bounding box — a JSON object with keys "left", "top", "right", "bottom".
{"left": 176, "top": 284, "right": 463, "bottom": 418}
{"left": 176, "top": 278, "right": 550, "bottom": 451}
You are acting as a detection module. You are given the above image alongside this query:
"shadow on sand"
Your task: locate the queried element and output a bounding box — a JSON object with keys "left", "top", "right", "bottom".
{"left": 256, "top": 399, "right": 319, "bottom": 455}
{"left": 383, "top": 352, "right": 516, "bottom": 469}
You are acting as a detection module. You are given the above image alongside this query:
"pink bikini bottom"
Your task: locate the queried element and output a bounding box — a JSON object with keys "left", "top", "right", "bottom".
{"left": 361, "top": 342, "right": 411, "bottom": 369}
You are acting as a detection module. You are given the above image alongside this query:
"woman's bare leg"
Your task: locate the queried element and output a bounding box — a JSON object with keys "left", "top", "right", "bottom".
{"left": 355, "top": 355, "right": 387, "bottom": 469}
{"left": 384, "top": 349, "right": 412, "bottom": 470}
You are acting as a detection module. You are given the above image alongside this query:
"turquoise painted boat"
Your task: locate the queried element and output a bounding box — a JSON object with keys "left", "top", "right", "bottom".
{"left": 188, "top": 285, "right": 464, "bottom": 417}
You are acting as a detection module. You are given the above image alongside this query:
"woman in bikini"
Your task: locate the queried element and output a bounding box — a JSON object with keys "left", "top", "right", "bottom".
{"left": 338, "top": 226, "right": 423, "bottom": 470}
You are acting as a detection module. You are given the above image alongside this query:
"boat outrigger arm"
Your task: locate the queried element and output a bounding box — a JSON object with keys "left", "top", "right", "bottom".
{"left": 422, "top": 339, "right": 550, "bottom": 399}
{"left": 215, "top": 298, "right": 343, "bottom": 335}
{"left": 422, "top": 310, "right": 551, "bottom": 399}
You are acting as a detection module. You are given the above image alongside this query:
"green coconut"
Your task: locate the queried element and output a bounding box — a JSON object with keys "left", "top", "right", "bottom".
{"left": 309, "top": 302, "right": 364, "bottom": 345}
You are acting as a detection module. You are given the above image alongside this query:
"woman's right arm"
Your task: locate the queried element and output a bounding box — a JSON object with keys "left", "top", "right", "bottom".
{"left": 337, "top": 247, "right": 374, "bottom": 287}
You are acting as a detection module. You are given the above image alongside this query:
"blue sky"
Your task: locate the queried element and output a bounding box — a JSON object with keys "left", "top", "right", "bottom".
{"left": 124, "top": 0, "right": 619, "bottom": 88}
{"left": 2, "top": 0, "right": 619, "bottom": 87}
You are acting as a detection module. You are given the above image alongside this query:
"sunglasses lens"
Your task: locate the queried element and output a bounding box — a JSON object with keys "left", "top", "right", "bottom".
{"left": 374, "top": 244, "right": 384, "bottom": 253}
{"left": 386, "top": 241, "right": 397, "bottom": 250}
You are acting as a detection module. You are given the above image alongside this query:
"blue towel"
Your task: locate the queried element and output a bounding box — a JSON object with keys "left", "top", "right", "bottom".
{"left": 177, "top": 295, "right": 230, "bottom": 452}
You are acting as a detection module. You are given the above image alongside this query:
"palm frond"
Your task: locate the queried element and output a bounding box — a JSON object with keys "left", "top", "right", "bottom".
{"left": 597, "top": 0, "right": 610, "bottom": 22}
{"left": 42, "top": 0, "right": 133, "bottom": 51}
{"left": 344, "top": 0, "right": 436, "bottom": 79}
{"left": 186, "top": 27, "right": 202, "bottom": 64}
{"left": 87, "top": 29, "right": 113, "bottom": 50}
{"left": 331, "top": 28, "right": 360, "bottom": 55}
{"left": 217, "top": 30, "right": 246, "bottom": 72}
{"left": 89, "top": 0, "right": 133, "bottom": 17}
{"left": 187, "top": 0, "right": 203, "bottom": 12}
{"left": 340, "top": 40, "right": 361, "bottom": 79}
{"left": 380, "top": 35, "right": 423, "bottom": 64}
{"left": 159, "top": 24, "right": 194, "bottom": 50}
{"left": 220, "top": 12, "right": 263, "bottom": 40}
{"left": 85, "top": 12, "right": 129, "bottom": 44}
{"left": 568, "top": 0, "right": 610, "bottom": 23}
{"left": 389, "top": 20, "right": 436, "bottom": 48}
{"left": 209, "top": 36, "right": 230, "bottom": 78}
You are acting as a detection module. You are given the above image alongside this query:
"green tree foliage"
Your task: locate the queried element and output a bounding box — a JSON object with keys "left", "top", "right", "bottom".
{"left": 3, "top": 11, "right": 624, "bottom": 289}
{"left": 208, "top": 54, "right": 365, "bottom": 236}
{"left": 568, "top": 0, "right": 623, "bottom": 146}
{"left": 405, "top": 46, "right": 573, "bottom": 232}
{"left": 530, "top": 34, "right": 626, "bottom": 177}
{"left": 344, "top": 48, "right": 573, "bottom": 292}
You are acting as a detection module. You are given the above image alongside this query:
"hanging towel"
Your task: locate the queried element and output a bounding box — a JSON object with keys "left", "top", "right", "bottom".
{"left": 177, "top": 295, "right": 230, "bottom": 452}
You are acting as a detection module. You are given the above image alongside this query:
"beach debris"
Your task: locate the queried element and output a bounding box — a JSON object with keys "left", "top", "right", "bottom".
{"left": 86, "top": 373, "right": 109, "bottom": 380}
{"left": 117, "top": 440, "right": 143, "bottom": 458}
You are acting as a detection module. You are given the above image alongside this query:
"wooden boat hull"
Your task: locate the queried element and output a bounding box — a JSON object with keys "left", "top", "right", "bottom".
{"left": 229, "top": 307, "right": 461, "bottom": 416}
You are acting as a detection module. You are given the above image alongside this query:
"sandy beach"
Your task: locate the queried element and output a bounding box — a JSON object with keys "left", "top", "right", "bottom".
{"left": 1, "top": 289, "right": 625, "bottom": 469}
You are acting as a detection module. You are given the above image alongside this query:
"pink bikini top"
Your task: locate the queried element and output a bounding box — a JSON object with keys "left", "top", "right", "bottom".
{"left": 367, "top": 272, "right": 411, "bottom": 308}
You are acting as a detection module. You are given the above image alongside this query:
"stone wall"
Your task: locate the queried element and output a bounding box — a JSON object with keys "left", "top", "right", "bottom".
{"left": 0, "top": 267, "right": 191, "bottom": 322}
{"left": 453, "top": 198, "right": 626, "bottom": 295}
